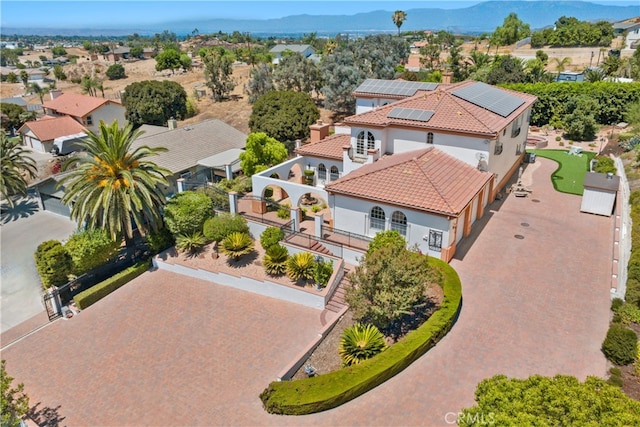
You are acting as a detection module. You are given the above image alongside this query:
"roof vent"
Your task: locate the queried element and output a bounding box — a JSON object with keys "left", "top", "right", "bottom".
{"left": 607, "top": 172, "right": 614, "bottom": 179}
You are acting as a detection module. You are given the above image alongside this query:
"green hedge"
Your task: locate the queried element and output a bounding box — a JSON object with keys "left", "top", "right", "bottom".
{"left": 73, "top": 259, "right": 150, "bottom": 310}
{"left": 259, "top": 257, "right": 462, "bottom": 415}
{"left": 626, "top": 190, "right": 640, "bottom": 308}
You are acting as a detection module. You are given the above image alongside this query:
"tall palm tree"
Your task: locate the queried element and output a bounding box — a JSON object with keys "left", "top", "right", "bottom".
{"left": 392, "top": 10, "right": 407, "bottom": 35}
{"left": 59, "top": 121, "right": 170, "bottom": 244}
{"left": 552, "top": 56, "right": 572, "bottom": 79}
{"left": 28, "top": 82, "right": 44, "bottom": 104}
{"left": 1, "top": 134, "right": 37, "bottom": 208}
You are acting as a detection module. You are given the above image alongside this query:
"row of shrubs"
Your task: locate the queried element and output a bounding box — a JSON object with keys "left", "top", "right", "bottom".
{"left": 73, "top": 259, "right": 151, "bottom": 310}
{"left": 259, "top": 256, "right": 461, "bottom": 415}
{"left": 34, "top": 229, "right": 121, "bottom": 289}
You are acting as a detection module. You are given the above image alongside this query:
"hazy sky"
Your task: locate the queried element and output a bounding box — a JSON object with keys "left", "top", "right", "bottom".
{"left": 1, "top": 1, "right": 638, "bottom": 29}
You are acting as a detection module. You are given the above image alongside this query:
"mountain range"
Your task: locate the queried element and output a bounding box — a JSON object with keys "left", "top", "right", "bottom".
{"left": 2, "top": 1, "right": 638, "bottom": 37}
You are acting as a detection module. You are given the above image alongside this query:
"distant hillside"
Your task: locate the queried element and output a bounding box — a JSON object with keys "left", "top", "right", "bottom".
{"left": 2, "top": 1, "right": 638, "bottom": 37}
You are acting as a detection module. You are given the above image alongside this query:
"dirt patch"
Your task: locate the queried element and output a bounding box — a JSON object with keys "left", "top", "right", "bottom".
{"left": 291, "top": 283, "right": 445, "bottom": 380}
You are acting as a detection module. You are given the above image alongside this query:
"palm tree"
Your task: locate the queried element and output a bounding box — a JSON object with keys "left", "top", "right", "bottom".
{"left": 28, "top": 82, "right": 44, "bottom": 104}
{"left": 392, "top": 10, "right": 407, "bottom": 35}
{"left": 552, "top": 56, "right": 572, "bottom": 80}
{"left": 59, "top": 121, "right": 170, "bottom": 245}
{"left": 1, "top": 134, "right": 37, "bottom": 208}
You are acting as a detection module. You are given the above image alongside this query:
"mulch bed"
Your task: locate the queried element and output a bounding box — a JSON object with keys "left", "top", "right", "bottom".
{"left": 291, "top": 284, "right": 445, "bottom": 380}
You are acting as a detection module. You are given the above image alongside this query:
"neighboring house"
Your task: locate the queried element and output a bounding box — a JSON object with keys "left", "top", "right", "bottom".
{"left": 103, "top": 47, "right": 131, "bottom": 62}
{"left": 250, "top": 79, "right": 536, "bottom": 261}
{"left": 18, "top": 115, "right": 87, "bottom": 154}
{"left": 0, "top": 97, "right": 41, "bottom": 116}
{"left": 131, "top": 118, "right": 247, "bottom": 195}
{"left": 269, "top": 44, "right": 315, "bottom": 65}
{"left": 42, "top": 91, "right": 126, "bottom": 134}
{"left": 613, "top": 17, "right": 640, "bottom": 50}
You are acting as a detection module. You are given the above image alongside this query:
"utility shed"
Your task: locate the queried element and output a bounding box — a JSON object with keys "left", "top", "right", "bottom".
{"left": 581, "top": 172, "right": 620, "bottom": 216}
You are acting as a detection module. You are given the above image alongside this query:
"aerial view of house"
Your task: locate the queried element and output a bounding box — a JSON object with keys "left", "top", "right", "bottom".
{"left": 1, "top": 1, "right": 639, "bottom": 426}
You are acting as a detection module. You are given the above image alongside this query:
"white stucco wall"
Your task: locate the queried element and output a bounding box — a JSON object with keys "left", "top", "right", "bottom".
{"left": 330, "top": 194, "right": 452, "bottom": 256}
{"left": 355, "top": 97, "right": 399, "bottom": 114}
{"left": 87, "top": 103, "right": 126, "bottom": 133}
{"left": 489, "top": 109, "right": 530, "bottom": 188}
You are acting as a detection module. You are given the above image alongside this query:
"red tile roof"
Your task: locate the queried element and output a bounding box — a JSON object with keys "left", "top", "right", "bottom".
{"left": 346, "top": 81, "right": 537, "bottom": 137}
{"left": 42, "top": 93, "right": 115, "bottom": 118}
{"left": 325, "top": 147, "right": 492, "bottom": 216}
{"left": 295, "top": 134, "right": 349, "bottom": 160}
{"left": 18, "top": 116, "right": 86, "bottom": 141}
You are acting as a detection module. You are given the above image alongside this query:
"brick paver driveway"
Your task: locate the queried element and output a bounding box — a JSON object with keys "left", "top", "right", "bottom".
{"left": 1, "top": 158, "right": 613, "bottom": 426}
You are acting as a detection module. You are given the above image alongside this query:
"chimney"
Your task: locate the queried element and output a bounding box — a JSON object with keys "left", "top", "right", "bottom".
{"left": 167, "top": 117, "right": 177, "bottom": 130}
{"left": 441, "top": 71, "right": 453, "bottom": 85}
{"left": 607, "top": 172, "right": 614, "bottom": 179}
{"left": 310, "top": 120, "right": 330, "bottom": 143}
{"left": 50, "top": 89, "right": 62, "bottom": 100}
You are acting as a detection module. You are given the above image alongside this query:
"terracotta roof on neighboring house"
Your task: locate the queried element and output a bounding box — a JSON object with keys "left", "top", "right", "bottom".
{"left": 131, "top": 119, "right": 247, "bottom": 174}
{"left": 346, "top": 81, "right": 537, "bottom": 137}
{"left": 18, "top": 115, "right": 86, "bottom": 142}
{"left": 42, "top": 93, "right": 115, "bottom": 118}
{"left": 295, "top": 134, "right": 349, "bottom": 160}
{"left": 325, "top": 146, "right": 492, "bottom": 216}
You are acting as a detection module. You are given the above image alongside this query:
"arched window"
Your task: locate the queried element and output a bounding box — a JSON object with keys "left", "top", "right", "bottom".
{"left": 391, "top": 211, "right": 407, "bottom": 236}
{"left": 357, "top": 131, "right": 375, "bottom": 155}
{"left": 370, "top": 206, "right": 386, "bottom": 232}
{"left": 317, "top": 163, "right": 326, "bottom": 181}
{"left": 427, "top": 132, "right": 434, "bottom": 144}
{"left": 330, "top": 166, "right": 339, "bottom": 181}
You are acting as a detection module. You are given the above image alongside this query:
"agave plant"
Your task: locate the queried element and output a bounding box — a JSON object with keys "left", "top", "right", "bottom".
{"left": 286, "top": 251, "right": 316, "bottom": 282}
{"left": 338, "top": 323, "right": 387, "bottom": 366}
{"left": 175, "top": 232, "right": 207, "bottom": 255}
{"left": 263, "top": 244, "right": 289, "bottom": 276}
{"left": 221, "top": 232, "right": 254, "bottom": 262}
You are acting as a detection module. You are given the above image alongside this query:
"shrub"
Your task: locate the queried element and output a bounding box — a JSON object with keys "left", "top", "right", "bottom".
{"left": 34, "top": 240, "right": 72, "bottom": 289}
{"left": 260, "top": 227, "right": 285, "bottom": 250}
{"left": 367, "top": 230, "right": 406, "bottom": 255}
{"left": 175, "top": 232, "right": 207, "bottom": 254}
{"left": 593, "top": 155, "right": 617, "bottom": 175}
{"left": 263, "top": 244, "right": 289, "bottom": 276}
{"left": 145, "top": 226, "right": 175, "bottom": 254}
{"left": 612, "top": 298, "right": 624, "bottom": 312}
{"left": 64, "top": 229, "right": 120, "bottom": 275}
{"left": 259, "top": 257, "right": 461, "bottom": 415}
{"left": 608, "top": 367, "right": 623, "bottom": 387}
{"left": 73, "top": 260, "right": 150, "bottom": 310}
{"left": 338, "top": 323, "right": 387, "bottom": 366}
{"left": 197, "top": 187, "right": 230, "bottom": 211}
{"left": 635, "top": 346, "right": 640, "bottom": 376}
{"left": 311, "top": 205, "right": 322, "bottom": 213}
{"left": 203, "top": 213, "right": 249, "bottom": 243}
{"left": 556, "top": 136, "right": 562, "bottom": 141}
{"left": 559, "top": 141, "right": 565, "bottom": 146}
{"left": 105, "top": 63, "right": 125, "bottom": 80}
{"left": 314, "top": 258, "right": 333, "bottom": 287}
{"left": 216, "top": 176, "right": 252, "bottom": 194}
{"left": 286, "top": 252, "right": 316, "bottom": 281}
{"left": 277, "top": 207, "right": 290, "bottom": 219}
{"left": 221, "top": 232, "right": 254, "bottom": 261}
{"left": 618, "top": 303, "right": 640, "bottom": 324}
{"left": 602, "top": 323, "right": 638, "bottom": 365}
{"left": 163, "top": 191, "right": 213, "bottom": 236}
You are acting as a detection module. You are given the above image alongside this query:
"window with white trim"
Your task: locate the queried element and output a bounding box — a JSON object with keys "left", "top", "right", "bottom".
{"left": 317, "top": 163, "right": 326, "bottom": 181}
{"left": 370, "top": 206, "right": 385, "bottom": 232}
{"left": 357, "top": 131, "right": 375, "bottom": 156}
{"left": 428, "top": 230, "right": 443, "bottom": 251}
{"left": 330, "top": 166, "right": 339, "bottom": 181}
{"left": 391, "top": 211, "right": 407, "bottom": 236}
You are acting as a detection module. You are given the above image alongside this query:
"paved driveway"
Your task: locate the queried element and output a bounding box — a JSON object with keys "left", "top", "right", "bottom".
{"left": 0, "top": 158, "right": 614, "bottom": 426}
{"left": 1, "top": 197, "right": 77, "bottom": 332}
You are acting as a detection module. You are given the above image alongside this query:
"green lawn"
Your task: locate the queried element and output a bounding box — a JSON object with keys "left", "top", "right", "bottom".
{"left": 527, "top": 149, "right": 596, "bottom": 195}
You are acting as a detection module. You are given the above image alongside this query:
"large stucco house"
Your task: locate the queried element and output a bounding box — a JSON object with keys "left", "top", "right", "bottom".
{"left": 250, "top": 78, "right": 537, "bottom": 261}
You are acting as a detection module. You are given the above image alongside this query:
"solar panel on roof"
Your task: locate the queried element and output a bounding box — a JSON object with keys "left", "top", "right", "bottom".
{"left": 387, "top": 107, "right": 434, "bottom": 122}
{"left": 451, "top": 82, "right": 524, "bottom": 117}
{"left": 355, "top": 79, "right": 439, "bottom": 96}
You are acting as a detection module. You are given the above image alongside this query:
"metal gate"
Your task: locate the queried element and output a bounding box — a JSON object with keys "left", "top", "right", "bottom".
{"left": 43, "top": 289, "right": 62, "bottom": 321}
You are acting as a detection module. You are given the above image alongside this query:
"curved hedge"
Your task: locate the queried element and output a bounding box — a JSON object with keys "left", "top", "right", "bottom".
{"left": 259, "top": 257, "right": 462, "bottom": 415}
{"left": 73, "top": 259, "right": 150, "bottom": 310}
